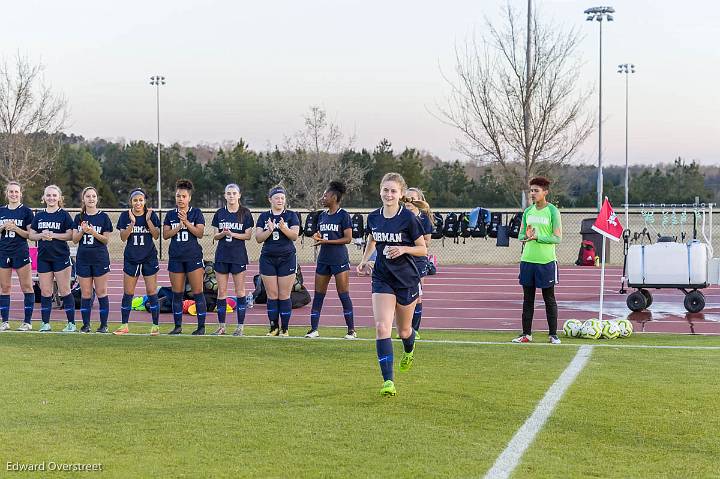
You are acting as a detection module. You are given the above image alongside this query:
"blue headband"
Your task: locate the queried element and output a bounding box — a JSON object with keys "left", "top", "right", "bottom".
{"left": 268, "top": 187, "right": 286, "bottom": 198}
{"left": 129, "top": 189, "right": 146, "bottom": 202}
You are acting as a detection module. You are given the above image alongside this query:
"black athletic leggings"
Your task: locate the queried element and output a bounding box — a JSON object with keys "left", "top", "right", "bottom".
{"left": 521, "top": 286, "right": 558, "bottom": 336}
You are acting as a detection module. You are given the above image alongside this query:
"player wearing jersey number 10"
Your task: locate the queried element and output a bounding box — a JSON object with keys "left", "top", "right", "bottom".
{"left": 163, "top": 179, "right": 206, "bottom": 335}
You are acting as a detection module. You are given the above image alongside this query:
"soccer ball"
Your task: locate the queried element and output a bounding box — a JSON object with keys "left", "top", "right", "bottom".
{"left": 581, "top": 319, "right": 602, "bottom": 339}
{"left": 204, "top": 276, "right": 218, "bottom": 292}
{"left": 601, "top": 320, "right": 621, "bottom": 339}
{"left": 616, "top": 318, "right": 634, "bottom": 338}
{"left": 563, "top": 319, "right": 583, "bottom": 337}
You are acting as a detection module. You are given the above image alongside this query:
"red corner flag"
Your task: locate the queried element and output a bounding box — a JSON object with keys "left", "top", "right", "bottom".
{"left": 591, "top": 198, "right": 624, "bottom": 241}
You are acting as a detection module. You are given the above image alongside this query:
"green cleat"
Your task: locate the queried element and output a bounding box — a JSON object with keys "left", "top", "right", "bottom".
{"left": 149, "top": 325, "right": 160, "bottom": 336}
{"left": 379, "top": 380, "right": 397, "bottom": 397}
{"left": 399, "top": 349, "right": 415, "bottom": 372}
{"left": 39, "top": 322, "right": 52, "bottom": 332}
{"left": 62, "top": 322, "right": 77, "bottom": 333}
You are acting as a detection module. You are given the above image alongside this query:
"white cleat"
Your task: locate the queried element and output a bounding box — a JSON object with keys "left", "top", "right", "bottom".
{"left": 343, "top": 330, "right": 357, "bottom": 340}
{"left": 17, "top": 322, "right": 33, "bottom": 332}
{"left": 304, "top": 329, "right": 319, "bottom": 339}
{"left": 0, "top": 322, "right": 10, "bottom": 331}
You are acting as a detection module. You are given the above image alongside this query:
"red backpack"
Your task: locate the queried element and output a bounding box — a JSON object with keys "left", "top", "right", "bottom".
{"left": 575, "top": 240, "right": 596, "bottom": 266}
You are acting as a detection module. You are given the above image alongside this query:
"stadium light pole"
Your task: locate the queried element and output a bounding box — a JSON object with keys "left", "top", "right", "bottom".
{"left": 618, "top": 63, "right": 635, "bottom": 227}
{"left": 150, "top": 75, "right": 166, "bottom": 259}
{"left": 584, "top": 6, "right": 615, "bottom": 211}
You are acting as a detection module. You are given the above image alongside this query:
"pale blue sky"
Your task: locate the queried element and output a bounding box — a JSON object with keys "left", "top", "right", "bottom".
{"left": 2, "top": 0, "right": 719, "bottom": 165}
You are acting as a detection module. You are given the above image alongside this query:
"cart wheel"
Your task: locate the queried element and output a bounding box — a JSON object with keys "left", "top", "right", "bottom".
{"left": 640, "top": 289, "right": 653, "bottom": 308}
{"left": 684, "top": 290, "right": 705, "bottom": 313}
{"left": 626, "top": 291, "right": 647, "bottom": 312}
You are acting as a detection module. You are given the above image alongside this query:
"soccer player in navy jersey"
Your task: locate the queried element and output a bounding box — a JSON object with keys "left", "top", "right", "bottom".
{"left": 28, "top": 185, "right": 76, "bottom": 332}
{"left": 114, "top": 188, "right": 161, "bottom": 335}
{"left": 305, "top": 181, "right": 355, "bottom": 339}
{"left": 0, "top": 182, "right": 35, "bottom": 331}
{"left": 72, "top": 187, "right": 114, "bottom": 333}
{"left": 211, "top": 183, "right": 254, "bottom": 336}
{"left": 163, "top": 179, "right": 206, "bottom": 335}
{"left": 404, "top": 187, "right": 433, "bottom": 337}
{"left": 357, "top": 173, "right": 428, "bottom": 397}
{"left": 255, "top": 186, "right": 300, "bottom": 337}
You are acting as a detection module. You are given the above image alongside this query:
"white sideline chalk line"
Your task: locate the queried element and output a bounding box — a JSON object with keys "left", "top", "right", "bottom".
{"left": 3, "top": 330, "right": 720, "bottom": 349}
{"left": 484, "top": 345, "right": 594, "bottom": 479}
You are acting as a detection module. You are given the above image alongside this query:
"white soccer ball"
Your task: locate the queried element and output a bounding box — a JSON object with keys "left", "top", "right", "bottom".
{"left": 563, "top": 319, "right": 583, "bottom": 337}
{"left": 581, "top": 319, "right": 601, "bottom": 340}
{"left": 601, "top": 320, "right": 621, "bottom": 339}
{"left": 616, "top": 318, "right": 634, "bottom": 338}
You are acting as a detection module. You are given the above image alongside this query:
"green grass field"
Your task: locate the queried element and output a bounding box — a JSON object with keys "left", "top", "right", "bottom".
{"left": 1, "top": 325, "right": 719, "bottom": 478}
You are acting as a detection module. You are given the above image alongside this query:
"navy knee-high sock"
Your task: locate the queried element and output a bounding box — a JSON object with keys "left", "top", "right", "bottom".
{"left": 80, "top": 297, "right": 93, "bottom": 327}
{"left": 0, "top": 294, "right": 9, "bottom": 322}
{"left": 193, "top": 293, "right": 206, "bottom": 328}
{"left": 279, "top": 298, "right": 292, "bottom": 331}
{"left": 401, "top": 329, "right": 416, "bottom": 353}
{"left": 338, "top": 292, "right": 354, "bottom": 331}
{"left": 267, "top": 299, "right": 279, "bottom": 329}
{"left": 98, "top": 296, "right": 109, "bottom": 327}
{"left": 216, "top": 298, "right": 227, "bottom": 324}
{"left": 235, "top": 295, "right": 247, "bottom": 324}
{"left": 310, "top": 292, "right": 325, "bottom": 331}
{"left": 23, "top": 293, "right": 34, "bottom": 324}
{"left": 41, "top": 296, "right": 52, "bottom": 324}
{"left": 376, "top": 338, "right": 394, "bottom": 381}
{"left": 146, "top": 294, "right": 159, "bottom": 325}
{"left": 412, "top": 302, "right": 423, "bottom": 331}
{"left": 120, "top": 293, "right": 133, "bottom": 324}
{"left": 62, "top": 294, "right": 75, "bottom": 324}
{"left": 172, "top": 292, "right": 184, "bottom": 327}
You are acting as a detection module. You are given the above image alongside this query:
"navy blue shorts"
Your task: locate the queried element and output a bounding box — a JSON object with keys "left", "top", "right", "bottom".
{"left": 371, "top": 278, "right": 420, "bottom": 306}
{"left": 37, "top": 257, "right": 72, "bottom": 274}
{"left": 0, "top": 253, "right": 31, "bottom": 270}
{"left": 214, "top": 262, "right": 247, "bottom": 274}
{"left": 259, "top": 252, "right": 297, "bottom": 277}
{"left": 76, "top": 263, "right": 111, "bottom": 278}
{"left": 519, "top": 261, "right": 559, "bottom": 289}
{"left": 315, "top": 262, "right": 350, "bottom": 276}
{"left": 168, "top": 259, "right": 204, "bottom": 274}
{"left": 417, "top": 262, "right": 428, "bottom": 278}
{"left": 123, "top": 258, "right": 160, "bottom": 277}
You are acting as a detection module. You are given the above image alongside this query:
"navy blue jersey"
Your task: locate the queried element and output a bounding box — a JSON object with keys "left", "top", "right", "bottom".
{"left": 256, "top": 209, "right": 300, "bottom": 256}
{"left": 317, "top": 208, "right": 352, "bottom": 265}
{"left": 212, "top": 207, "right": 255, "bottom": 265}
{"left": 31, "top": 209, "right": 74, "bottom": 261}
{"left": 413, "top": 212, "right": 433, "bottom": 269}
{"left": 0, "top": 204, "right": 34, "bottom": 255}
{"left": 163, "top": 207, "right": 205, "bottom": 261}
{"left": 73, "top": 212, "right": 113, "bottom": 266}
{"left": 367, "top": 206, "right": 424, "bottom": 288}
{"left": 117, "top": 210, "right": 160, "bottom": 263}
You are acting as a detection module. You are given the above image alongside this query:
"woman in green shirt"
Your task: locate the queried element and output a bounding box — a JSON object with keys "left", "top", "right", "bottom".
{"left": 512, "top": 177, "right": 562, "bottom": 344}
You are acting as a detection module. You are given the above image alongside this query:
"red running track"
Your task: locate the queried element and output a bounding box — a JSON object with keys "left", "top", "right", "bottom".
{"left": 5, "top": 264, "right": 720, "bottom": 335}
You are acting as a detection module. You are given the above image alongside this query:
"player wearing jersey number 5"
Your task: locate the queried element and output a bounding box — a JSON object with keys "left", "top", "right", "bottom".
{"left": 163, "top": 179, "right": 206, "bottom": 335}
{"left": 357, "top": 173, "right": 427, "bottom": 397}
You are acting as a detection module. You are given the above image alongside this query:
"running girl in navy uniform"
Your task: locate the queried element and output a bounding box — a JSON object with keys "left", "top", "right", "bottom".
{"left": 164, "top": 179, "right": 206, "bottom": 335}
{"left": 404, "top": 187, "right": 433, "bottom": 336}
{"left": 0, "top": 182, "right": 35, "bottom": 331}
{"left": 255, "top": 186, "right": 300, "bottom": 337}
{"left": 357, "top": 173, "right": 427, "bottom": 397}
{"left": 114, "top": 188, "right": 161, "bottom": 336}
{"left": 305, "top": 181, "right": 355, "bottom": 339}
{"left": 28, "top": 185, "right": 76, "bottom": 332}
{"left": 211, "top": 183, "right": 254, "bottom": 336}
{"left": 72, "top": 187, "right": 113, "bottom": 333}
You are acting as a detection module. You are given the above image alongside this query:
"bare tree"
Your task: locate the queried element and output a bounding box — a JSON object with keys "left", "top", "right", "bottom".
{"left": 267, "top": 106, "right": 365, "bottom": 210}
{"left": 438, "top": 4, "right": 594, "bottom": 206}
{"left": 0, "top": 54, "right": 67, "bottom": 184}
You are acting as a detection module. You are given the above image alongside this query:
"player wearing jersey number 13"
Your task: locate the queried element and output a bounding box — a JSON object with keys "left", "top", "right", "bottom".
{"left": 357, "top": 173, "right": 427, "bottom": 397}
{"left": 163, "top": 179, "right": 206, "bottom": 335}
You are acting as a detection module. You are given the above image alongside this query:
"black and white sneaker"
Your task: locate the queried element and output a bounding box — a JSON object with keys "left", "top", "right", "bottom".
{"left": 96, "top": 325, "right": 109, "bottom": 334}
{"left": 80, "top": 324, "right": 92, "bottom": 333}
{"left": 304, "top": 329, "right": 319, "bottom": 338}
